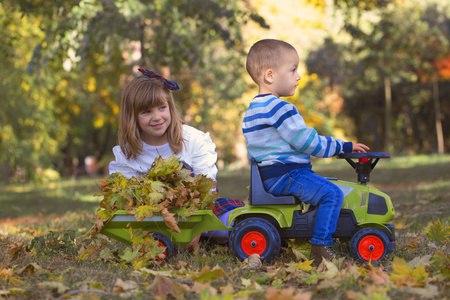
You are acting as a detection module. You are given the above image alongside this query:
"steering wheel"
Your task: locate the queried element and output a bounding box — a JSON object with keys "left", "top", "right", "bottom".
{"left": 337, "top": 152, "right": 390, "bottom": 184}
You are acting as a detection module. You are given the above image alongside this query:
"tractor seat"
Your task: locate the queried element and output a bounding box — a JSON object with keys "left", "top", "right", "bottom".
{"left": 249, "top": 159, "right": 301, "bottom": 205}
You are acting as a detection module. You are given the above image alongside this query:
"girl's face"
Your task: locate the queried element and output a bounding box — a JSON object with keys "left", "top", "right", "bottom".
{"left": 138, "top": 101, "right": 172, "bottom": 146}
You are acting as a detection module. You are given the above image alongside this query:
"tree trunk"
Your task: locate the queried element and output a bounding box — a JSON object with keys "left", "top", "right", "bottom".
{"left": 432, "top": 79, "right": 444, "bottom": 154}
{"left": 384, "top": 77, "right": 392, "bottom": 153}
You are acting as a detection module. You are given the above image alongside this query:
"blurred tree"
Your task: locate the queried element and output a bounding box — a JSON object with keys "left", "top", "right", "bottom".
{"left": 316, "top": 0, "right": 450, "bottom": 154}
{"left": 0, "top": 3, "right": 65, "bottom": 183}
{"left": 1, "top": 0, "right": 266, "bottom": 182}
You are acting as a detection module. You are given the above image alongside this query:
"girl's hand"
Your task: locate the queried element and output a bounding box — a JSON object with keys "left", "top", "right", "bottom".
{"left": 353, "top": 143, "right": 370, "bottom": 153}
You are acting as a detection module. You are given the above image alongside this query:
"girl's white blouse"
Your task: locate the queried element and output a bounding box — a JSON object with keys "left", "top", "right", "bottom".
{"left": 109, "top": 125, "right": 218, "bottom": 180}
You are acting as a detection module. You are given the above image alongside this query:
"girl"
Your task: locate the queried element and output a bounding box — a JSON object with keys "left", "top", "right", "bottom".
{"left": 108, "top": 69, "right": 243, "bottom": 248}
{"left": 109, "top": 69, "right": 218, "bottom": 180}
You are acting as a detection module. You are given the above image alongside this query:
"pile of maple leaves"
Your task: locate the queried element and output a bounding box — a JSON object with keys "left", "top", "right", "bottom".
{"left": 93, "top": 155, "right": 218, "bottom": 233}
{"left": 87, "top": 155, "right": 218, "bottom": 266}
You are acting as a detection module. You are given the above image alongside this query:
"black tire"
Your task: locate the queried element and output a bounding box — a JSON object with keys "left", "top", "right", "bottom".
{"left": 350, "top": 228, "right": 392, "bottom": 262}
{"left": 229, "top": 218, "right": 281, "bottom": 262}
{"left": 150, "top": 232, "right": 175, "bottom": 262}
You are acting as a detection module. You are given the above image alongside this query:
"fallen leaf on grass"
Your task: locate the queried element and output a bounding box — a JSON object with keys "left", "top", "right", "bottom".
{"left": 291, "top": 247, "right": 308, "bottom": 261}
{"left": 138, "top": 268, "right": 174, "bottom": 278}
{"left": 425, "top": 220, "right": 450, "bottom": 243}
{"left": 0, "top": 269, "right": 23, "bottom": 286}
{"left": 219, "top": 283, "right": 234, "bottom": 295}
{"left": 15, "top": 263, "right": 41, "bottom": 276}
{"left": 113, "top": 278, "right": 139, "bottom": 292}
{"left": 287, "top": 239, "right": 311, "bottom": 261}
{"left": 192, "top": 265, "right": 226, "bottom": 282}
{"left": 294, "top": 260, "right": 314, "bottom": 272}
{"left": 408, "top": 255, "right": 432, "bottom": 268}
{"left": 402, "top": 284, "right": 439, "bottom": 298}
{"left": 346, "top": 284, "right": 388, "bottom": 300}
{"left": 189, "top": 282, "right": 217, "bottom": 296}
{"left": 367, "top": 265, "right": 391, "bottom": 285}
{"left": 390, "top": 257, "right": 429, "bottom": 287}
{"left": 241, "top": 277, "right": 263, "bottom": 290}
{"left": 38, "top": 281, "right": 69, "bottom": 294}
{"left": 242, "top": 253, "right": 262, "bottom": 268}
{"left": 431, "top": 250, "right": 450, "bottom": 269}
{"left": 322, "top": 260, "right": 339, "bottom": 278}
{"left": 148, "top": 275, "right": 185, "bottom": 299}
{"left": 5, "top": 288, "right": 29, "bottom": 296}
{"left": 266, "top": 286, "right": 312, "bottom": 300}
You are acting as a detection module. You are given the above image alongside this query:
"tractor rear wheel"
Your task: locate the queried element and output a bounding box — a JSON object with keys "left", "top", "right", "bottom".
{"left": 150, "top": 232, "right": 175, "bottom": 262}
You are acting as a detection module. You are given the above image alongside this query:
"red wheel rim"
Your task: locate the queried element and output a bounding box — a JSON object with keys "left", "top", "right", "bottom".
{"left": 358, "top": 235, "right": 384, "bottom": 261}
{"left": 155, "top": 241, "right": 167, "bottom": 261}
{"left": 241, "top": 231, "right": 266, "bottom": 256}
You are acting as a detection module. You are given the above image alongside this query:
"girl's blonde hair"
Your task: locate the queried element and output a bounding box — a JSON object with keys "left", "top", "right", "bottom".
{"left": 118, "top": 76, "right": 184, "bottom": 159}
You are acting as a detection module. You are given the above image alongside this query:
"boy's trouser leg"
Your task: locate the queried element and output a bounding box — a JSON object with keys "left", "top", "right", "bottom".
{"left": 264, "top": 169, "right": 344, "bottom": 245}
{"left": 309, "top": 182, "right": 344, "bottom": 245}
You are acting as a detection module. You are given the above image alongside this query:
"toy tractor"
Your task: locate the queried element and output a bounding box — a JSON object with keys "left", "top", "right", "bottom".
{"left": 100, "top": 152, "right": 395, "bottom": 262}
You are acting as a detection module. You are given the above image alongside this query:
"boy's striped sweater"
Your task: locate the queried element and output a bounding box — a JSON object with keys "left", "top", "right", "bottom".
{"left": 242, "top": 94, "right": 352, "bottom": 167}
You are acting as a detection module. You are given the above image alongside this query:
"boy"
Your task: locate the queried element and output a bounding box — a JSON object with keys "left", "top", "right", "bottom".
{"left": 243, "top": 39, "right": 369, "bottom": 266}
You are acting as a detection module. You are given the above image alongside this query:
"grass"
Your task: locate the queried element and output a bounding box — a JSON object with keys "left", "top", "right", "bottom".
{"left": 1, "top": 154, "right": 449, "bottom": 299}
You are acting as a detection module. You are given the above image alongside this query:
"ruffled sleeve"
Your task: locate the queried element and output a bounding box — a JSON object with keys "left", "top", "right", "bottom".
{"left": 108, "top": 146, "right": 139, "bottom": 179}
{"left": 182, "top": 125, "right": 218, "bottom": 181}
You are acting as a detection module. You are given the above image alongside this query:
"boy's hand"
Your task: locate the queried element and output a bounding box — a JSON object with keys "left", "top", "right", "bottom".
{"left": 353, "top": 143, "right": 370, "bottom": 153}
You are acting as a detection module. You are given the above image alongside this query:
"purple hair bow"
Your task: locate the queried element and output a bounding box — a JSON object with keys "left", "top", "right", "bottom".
{"left": 138, "top": 68, "right": 180, "bottom": 91}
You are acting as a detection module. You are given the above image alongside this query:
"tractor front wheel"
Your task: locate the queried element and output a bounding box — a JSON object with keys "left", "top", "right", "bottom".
{"left": 229, "top": 218, "right": 281, "bottom": 262}
{"left": 350, "top": 228, "right": 392, "bottom": 262}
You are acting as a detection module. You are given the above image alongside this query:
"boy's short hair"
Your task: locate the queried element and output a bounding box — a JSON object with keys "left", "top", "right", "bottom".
{"left": 246, "top": 39, "right": 296, "bottom": 84}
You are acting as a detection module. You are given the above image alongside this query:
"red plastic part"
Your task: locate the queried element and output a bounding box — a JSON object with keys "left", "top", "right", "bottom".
{"left": 359, "top": 158, "right": 369, "bottom": 163}
{"left": 241, "top": 231, "right": 267, "bottom": 256}
{"left": 156, "top": 241, "right": 167, "bottom": 261}
{"left": 358, "top": 235, "right": 384, "bottom": 261}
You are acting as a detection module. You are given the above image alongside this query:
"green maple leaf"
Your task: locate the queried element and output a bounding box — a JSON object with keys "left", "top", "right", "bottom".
{"left": 145, "top": 181, "right": 166, "bottom": 202}
{"left": 150, "top": 180, "right": 166, "bottom": 192}
{"left": 431, "top": 250, "right": 450, "bottom": 275}
{"left": 120, "top": 247, "right": 140, "bottom": 262}
{"left": 176, "top": 169, "right": 193, "bottom": 181}
{"left": 95, "top": 208, "right": 113, "bottom": 221}
{"left": 99, "top": 248, "right": 114, "bottom": 261}
{"left": 147, "top": 155, "right": 183, "bottom": 178}
{"left": 426, "top": 220, "right": 450, "bottom": 243}
{"left": 172, "top": 207, "right": 190, "bottom": 218}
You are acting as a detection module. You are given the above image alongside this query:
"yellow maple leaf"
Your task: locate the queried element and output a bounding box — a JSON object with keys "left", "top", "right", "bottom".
{"left": 133, "top": 204, "right": 159, "bottom": 221}
{"left": 390, "top": 256, "right": 429, "bottom": 287}
{"left": 425, "top": 219, "right": 450, "bottom": 243}
{"left": 390, "top": 257, "right": 413, "bottom": 282}
{"left": 411, "top": 266, "right": 428, "bottom": 283}
{"left": 295, "top": 260, "right": 314, "bottom": 272}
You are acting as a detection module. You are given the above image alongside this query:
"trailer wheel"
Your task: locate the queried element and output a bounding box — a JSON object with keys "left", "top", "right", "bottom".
{"left": 350, "top": 228, "right": 392, "bottom": 262}
{"left": 230, "top": 218, "right": 281, "bottom": 262}
{"left": 150, "top": 232, "right": 175, "bottom": 262}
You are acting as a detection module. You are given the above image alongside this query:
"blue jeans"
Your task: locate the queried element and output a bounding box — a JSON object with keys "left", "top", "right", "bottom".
{"left": 263, "top": 168, "right": 344, "bottom": 245}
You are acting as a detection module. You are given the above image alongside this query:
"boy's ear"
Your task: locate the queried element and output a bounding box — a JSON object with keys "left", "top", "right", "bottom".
{"left": 263, "top": 68, "right": 274, "bottom": 84}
